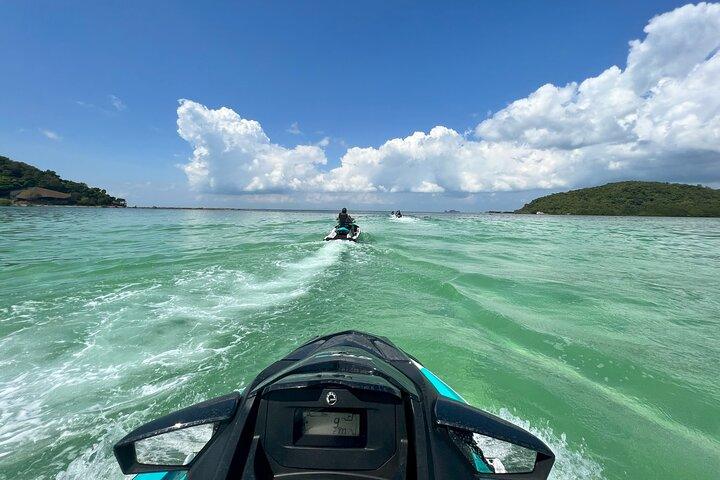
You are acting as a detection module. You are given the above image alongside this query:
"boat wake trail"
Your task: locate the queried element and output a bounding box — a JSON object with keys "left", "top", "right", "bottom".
{"left": 171, "top": 240, "right": 348, "bottom": 315}
{"left": 1, "top": 241, "right": 350, "bottom": 480}
{"left": 389, "top": 215, "right": 419, "bottom": 223}
{"left": 494, "top": 409, "right": 605, "bottom": 480}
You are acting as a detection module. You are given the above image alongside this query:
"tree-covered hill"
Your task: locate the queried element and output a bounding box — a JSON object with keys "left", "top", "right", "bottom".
{"left": 0, "top": 155, "right": 125, "bottom": 206}
{"left": 515, "top": 181, "right": 720, "bottom": 217}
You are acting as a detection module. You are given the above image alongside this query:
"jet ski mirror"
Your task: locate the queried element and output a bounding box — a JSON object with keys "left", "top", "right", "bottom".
{"left": 435, "top": 397, "right": 555, "bottom": 479}
{"left": 114, "top": 392, "right": 240, "bottom": 474}
{"left": 134, "top": 422, "right": 215, "bottom": 466}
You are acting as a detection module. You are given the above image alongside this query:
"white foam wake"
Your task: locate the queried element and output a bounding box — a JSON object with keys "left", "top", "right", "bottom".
{"left": 389, "top": 215, "right": 419, "bottom": 223}
{"left": 494, "top": 409, "right": 605, "bottom": 480}
{"left": 3, "top": 242, "right": 350, "bottom": 480}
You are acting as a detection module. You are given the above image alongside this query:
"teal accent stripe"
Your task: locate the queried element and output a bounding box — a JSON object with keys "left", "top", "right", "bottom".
{"left": 134, "top": 472, "right": 188, "bottom": 480}
{"left": 419, "top": 366, "right": 465, "bottom": 403}
{"left": 471, "top": 452, "right": 493, "bottom": 473}
{"left": 420, "top": 366, "right": 493, "bottom": 473}
{"left": 134, "top": 473, "right": 169, "bottom": 480}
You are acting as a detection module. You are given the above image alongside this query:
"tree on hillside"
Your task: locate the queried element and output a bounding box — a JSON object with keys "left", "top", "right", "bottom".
{"left": 0, "top": 155, "right": 125, "bottom": 206}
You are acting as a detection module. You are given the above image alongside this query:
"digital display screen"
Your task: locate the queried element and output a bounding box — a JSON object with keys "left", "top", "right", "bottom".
{"left": 301, "top": 411, "right": 360, "bottom": 437}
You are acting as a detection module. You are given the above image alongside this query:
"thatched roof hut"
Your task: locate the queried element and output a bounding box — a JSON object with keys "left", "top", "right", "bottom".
{"left": 13, "top": 187, "right": 71, "bottom": 203}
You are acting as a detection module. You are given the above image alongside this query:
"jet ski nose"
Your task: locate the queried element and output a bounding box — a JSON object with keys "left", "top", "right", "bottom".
{"left": 114, "top": 331, "right": 555, "bottom": 479}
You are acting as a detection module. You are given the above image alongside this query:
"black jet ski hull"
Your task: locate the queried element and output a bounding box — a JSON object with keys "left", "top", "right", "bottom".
{"left": 115, "top": 331, "right": 554, "bottom": 480}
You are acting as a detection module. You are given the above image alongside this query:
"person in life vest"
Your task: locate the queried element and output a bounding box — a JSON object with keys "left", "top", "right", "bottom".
{"left": 337, "top": 208, "right": 358, "bottom": 235}
{"left": 337, "top": 207, "right": 354, "bottom": 227}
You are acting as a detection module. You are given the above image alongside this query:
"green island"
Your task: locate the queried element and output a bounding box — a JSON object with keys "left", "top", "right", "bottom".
{"left": 515, "top": 181, "right": 720, "bottom": 217}
{"left": 0, "top": 155, "right": 125, "bottom": 207}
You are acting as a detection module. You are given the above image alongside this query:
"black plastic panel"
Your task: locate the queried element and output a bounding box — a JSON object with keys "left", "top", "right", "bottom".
{"left": 261, "top": 385, "right": 400, "bottom": 471}
{"left": 113, "top": 331, "right": 555, "bottom": 480}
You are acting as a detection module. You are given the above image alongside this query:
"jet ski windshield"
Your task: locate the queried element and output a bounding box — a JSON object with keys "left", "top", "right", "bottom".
{"left": 248, "top": 346, "right": 420, "bottom": 400}
{"left": 114, "top": 331, "right": 555, "bottom": 479}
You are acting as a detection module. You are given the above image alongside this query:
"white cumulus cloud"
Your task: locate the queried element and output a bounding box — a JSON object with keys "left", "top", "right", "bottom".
{"left": 179, "top": 3, "right": 720, "bottom": 195}
{"left": 178, "top": 100, "right": 327, "bottom": 193}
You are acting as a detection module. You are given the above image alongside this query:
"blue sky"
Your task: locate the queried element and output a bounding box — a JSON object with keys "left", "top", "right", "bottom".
{"left": 1, "top": 0, "right": 717, "bottom": 210}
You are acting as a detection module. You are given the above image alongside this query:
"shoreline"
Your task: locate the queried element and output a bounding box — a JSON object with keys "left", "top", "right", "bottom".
{"left": 0, "top": 204, "right": 483, "bottom": 214}
{"left": 3, "top": 204, "right": 720, "bottom": 217}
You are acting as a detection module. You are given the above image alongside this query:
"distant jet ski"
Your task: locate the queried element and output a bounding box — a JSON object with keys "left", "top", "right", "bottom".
{"left": 114, "top": 331, "right": 555, "bottom": 480}
{"left": 324, "top": 223, "right": 360, "bottom": 241}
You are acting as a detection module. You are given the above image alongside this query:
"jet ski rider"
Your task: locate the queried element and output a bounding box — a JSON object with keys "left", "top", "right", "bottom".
{"left": 337, "top": 207, "right": 356, "bottom": 232}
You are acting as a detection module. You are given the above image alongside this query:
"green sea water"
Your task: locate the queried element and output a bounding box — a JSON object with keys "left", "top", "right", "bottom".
{"left": 0, "top": 207, "right": 719, "bottom": 479}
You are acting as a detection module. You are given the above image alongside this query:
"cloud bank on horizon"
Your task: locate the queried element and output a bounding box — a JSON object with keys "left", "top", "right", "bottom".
{"left": 178, "top": 3, "right": 720, "bottom": 196}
